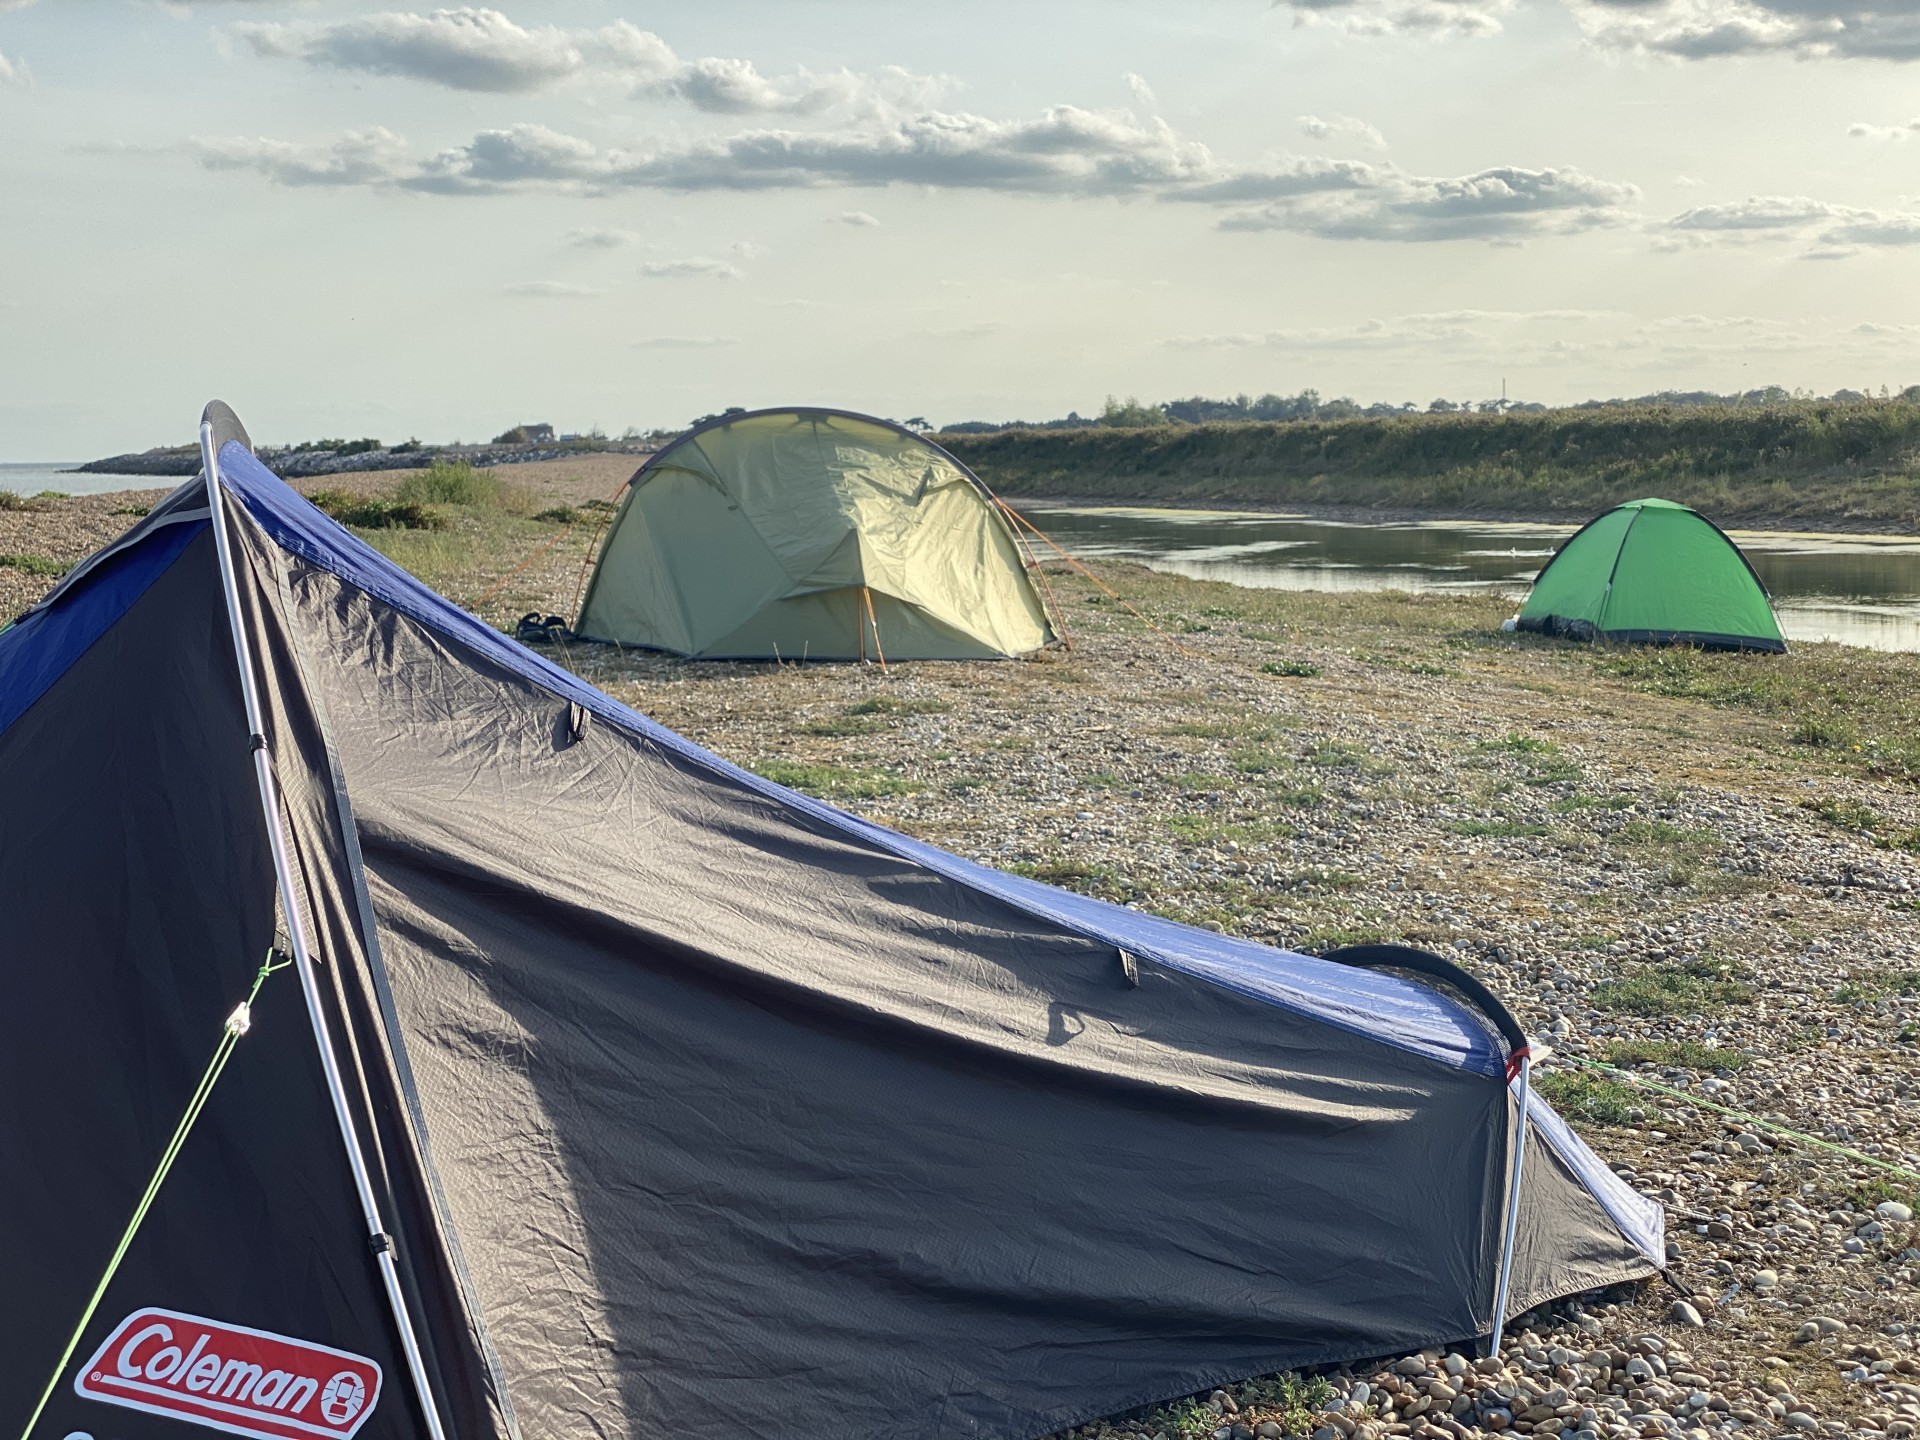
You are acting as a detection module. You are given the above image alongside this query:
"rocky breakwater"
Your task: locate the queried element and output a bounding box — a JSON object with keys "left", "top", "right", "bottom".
{"left": 72, "top": 441, "right": 652, "bottom": 480}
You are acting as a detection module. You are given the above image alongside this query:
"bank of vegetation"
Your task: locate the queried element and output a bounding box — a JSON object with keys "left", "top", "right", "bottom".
{"left": 941, "top": 400, "right": 1920, "bottom": 531}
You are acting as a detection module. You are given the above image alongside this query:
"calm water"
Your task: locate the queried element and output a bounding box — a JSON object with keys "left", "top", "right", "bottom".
{"left": 0, "top": 463, "right": 164, "bottom": 497}
{"left": 1021, "top": 506, "right": 1920, "bottom": 654}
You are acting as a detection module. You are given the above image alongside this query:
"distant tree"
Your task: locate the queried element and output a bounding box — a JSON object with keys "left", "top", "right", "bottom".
{"left": 902, "top": 416, "right": 931, "bottom": 432}
{"left": 1428, "top": 399, "right": 1459, "bottom": 414}
{"left": 492, "top": 427, "right": 530, "bottom": 445}
{"left": 1100, "top": 395, "right": 1170, "bottom": 428}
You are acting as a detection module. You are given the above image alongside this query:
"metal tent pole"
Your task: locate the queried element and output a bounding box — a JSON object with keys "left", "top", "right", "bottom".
{"left": 1488, "top": 1051, "right": 1533, "bottom": 1357}
{"left": 199, "top": 423, "right": 452, "bottom": 1440}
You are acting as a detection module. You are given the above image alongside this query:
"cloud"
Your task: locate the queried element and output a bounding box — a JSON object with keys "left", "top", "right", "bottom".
{"left": 640, "top": 256, "right": 741, "bottom": 279}
{"left": 565, "top": 226, "right": 641, "bottom": 247}
{"left": 503, "top": 280, "right": 603, "bottom": 297}
{"left": 1219, "top": 165, "right": 1639, "bottom": 242}
{"left": 1297, "top": 114, "right": 1388, "bottom": 149}
{"left": 668, "top": 56, "right": 858, "bottom": 115}
{"left": 190, "top": 126, "right": 412, "bottom": 186}
{"left": 233, "top": 7, "right": 939, "bottom": 111}
{"left": 1122, "top": 71, "right": 1157, "bottom": 107}
{"left": 1851, "top": 118, "right": 1920, "bottom": 141}
{"left": 169, "top": 104, "right": 1639, "bottom": 246}
{"left": 1272, "top": 0, "right": 1517, "bottom": 37}
{"left": 633, "top": 335, "right": 737, "bottom": 347}
{"left": 833, "top": 210, "right": 881, "bottom": 226}
{"left": 0, "top": 51, "right": 26, "bottom": 86}
{"left": 1575, "top": 0, "right": 1920, "bottom": 61}
{"left": 1660, "top": 193, "right": 1920, "bottom": 254}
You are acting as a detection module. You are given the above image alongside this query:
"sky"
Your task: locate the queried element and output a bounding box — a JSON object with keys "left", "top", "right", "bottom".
{"left": 3, "top": 1, "right": 1920, "bottom": 456}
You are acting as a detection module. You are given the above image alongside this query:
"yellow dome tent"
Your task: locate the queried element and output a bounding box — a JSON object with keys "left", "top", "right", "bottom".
{"left": 577, "top": 408, "right": 1058, "bottom": 660}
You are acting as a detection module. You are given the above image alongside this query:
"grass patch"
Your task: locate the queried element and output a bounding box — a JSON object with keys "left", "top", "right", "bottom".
{"left": 1834, "top": 968, "right": 1920, "bottom": 1002}
{"left": 1080, "top": 771, "right": 1121, "bottom": 789}
{"left": 1228, "top": 747, "right": 1291, "bottom": 775}
{"left": 1591, "top": 957, "right": 1753, "bottom": 1016}
{"left": 800, "top": 716, "right": 887, "bottom": 737}
{"left": 532, "top": 505, "right": 581, "bottom": 524}
{"left": 1305, "top": 740, "right": 1369, "bottom": 769}
{"left": 1293, "top": 921, "right": 1392, "bottom": 953}
{"left": 1603, "top": 1039, "right": 1749, "bottom": 1072}
{"left": 845, "top": 696, "right": 952, "bottom": 716}
{"left": 1164, "top": 815, "right": 1297, "bottom": 846}
{"left": 1617, "top": 819, "right": 1715, "bottom": 850}
{"left": 0, "top": 491, "right": 41, "bottom": 511}
{"left": 1006, "top": 856, "right": 1140, "bottom": 903}
{"left": 1260, "top": 658, "right": 1320, "bottom": 677}
{"left": 110, "top": 504, "right": 152, "bottom": 517}
{"left": 394, "top": 461, "right": 498, "bottom": 508}
{"left": 1173, "top": 771, "right": 1230, "bottom": 791}
{"left": 0, "top": 553, "right": 67, "bottom": 578}
{"left": 749, "top": 759, "right": 922, "bottom": 800}
{"left": 1802, "top": 796, "right": 1920, "bottom": 854}
{"left": 1849, "top": 1178, "right": 1920, "bottom": 1213}
{"left": 1132, "top": 1373, "right": 1337, "bottom": 1440}
{"left": 1535, "top": 1070, "right": 1639, "bottom": 1126}
{"left": 1447, "top": 818, "right": 1548, "bottom": 838}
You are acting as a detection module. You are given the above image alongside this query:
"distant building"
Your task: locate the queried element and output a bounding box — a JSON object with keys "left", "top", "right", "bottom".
{"left": 523, "top": 423, "right": 556, "bottom": 443}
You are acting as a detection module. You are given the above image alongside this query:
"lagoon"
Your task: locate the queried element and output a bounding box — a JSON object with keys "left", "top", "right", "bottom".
{"left": 1021, "top": 505, "right": 1920, "bottom": 654}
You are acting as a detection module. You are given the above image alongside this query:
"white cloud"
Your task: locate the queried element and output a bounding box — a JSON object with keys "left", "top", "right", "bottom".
{"left": 191, "top": 127, "right": 411, "bottom": 186}
{"left": 1122, "top": 72, "right": 1157, "bottom": 107}
{"left": 633, "top": 335, "right": 736, "bottom": 347}
{"left": 1575, "top": 0, "right": 1920, "bottom": 61}
{"left": 565, "top": 227, "right": 641, "bottom": 248}
{"left": 0, "top": 51, "right": 26, "bottom": 86}
{"left": 1219, "top": 166, "right": 1639, "bottom": 242}
{"left": 1660, "top": 193, "right": 1920, "bottom": 254}
{"left": 1297, "top": 114, "right": 1388, "bottom": 149}
{"left": 503, "top": 280, "right": 603, "bottom": 297}
{"left": 1273, "top": 0, "right": 1517, "bottom": 38}
{"left": 833, "top": 210, "right": 881, "bottom": 226}
{"left": 235, "top": 9, "right": 671, "bottom": 93}
{"left": 169, "top": 104, "right": 1639, "bottom": 247}
{"left": 1851, "top": 119, "right": 1920, "bottom": 141}
{"left": 640, "top": 257, "right": 741, "bottom": 279}
{"left": 233, "top": 7, "right": 940, "bottom": 112}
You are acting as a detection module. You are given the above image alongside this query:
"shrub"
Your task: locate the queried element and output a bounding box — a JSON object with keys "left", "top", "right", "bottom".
{"left": 307, "top": 489, "right": 446, "bottom": 530}
{"left": 395, "top": 462, "right": 497, "bottom": 508}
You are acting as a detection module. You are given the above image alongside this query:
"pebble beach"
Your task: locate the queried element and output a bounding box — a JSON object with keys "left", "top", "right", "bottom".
{"left": 7, "top": 463, "right": 1920, "bottom": 1440}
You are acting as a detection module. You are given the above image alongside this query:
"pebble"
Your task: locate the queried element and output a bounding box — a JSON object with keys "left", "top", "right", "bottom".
{"left": 1668, "top": 1301, "right": 1704, "bottom": 1326}
{"left": 1881, "top": 1201, "right": 1916, "bottom": 1224}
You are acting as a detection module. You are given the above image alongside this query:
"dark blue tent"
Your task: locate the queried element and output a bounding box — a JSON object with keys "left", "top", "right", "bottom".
{"left": 1, "top": 406, "right": 1661, "bottom": 1440}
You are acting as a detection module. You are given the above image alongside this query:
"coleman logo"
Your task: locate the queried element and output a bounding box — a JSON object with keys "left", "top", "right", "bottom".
{"left": 74, "top": 1309, "right": 382, "bottom": 1440}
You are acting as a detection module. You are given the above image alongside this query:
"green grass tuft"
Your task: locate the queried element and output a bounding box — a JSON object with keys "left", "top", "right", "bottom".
{"left": 394, "top": 461, "right": 498, "bottom": 508}
{"left": 749, "top": 759, "right": 922, "bottom": 800}
{"left": 0, "top": 553, "right": 67, "bottom": 578}
{"left": 1535, "top": 1070, "right": 1639, "bottom": 1125}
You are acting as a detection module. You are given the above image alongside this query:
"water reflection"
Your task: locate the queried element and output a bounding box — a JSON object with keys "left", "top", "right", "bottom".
{"left": 1021, "top": 506, "right": 1920, "bottom": 654}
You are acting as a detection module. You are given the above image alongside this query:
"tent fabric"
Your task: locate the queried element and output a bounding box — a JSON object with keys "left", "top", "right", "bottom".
{"left": 1517, "top": 498, "right": 1786, "bottom": 653}
{"left": 2, "top": 436, "right": 1663, "bottom": 1440}
{"left": 576, "top": 408, "right": 1058, "bottom": 659}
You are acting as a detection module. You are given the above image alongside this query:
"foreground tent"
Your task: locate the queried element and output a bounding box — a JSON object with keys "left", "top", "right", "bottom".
{"left": 2, "top": 406, "right": 1661, "bottom": 1440}
{"left": 576, "top": 407, "right": 1057, "bottom": 660}
{"left": 1515, "top": 497, "right": 1785, "bottom": 653}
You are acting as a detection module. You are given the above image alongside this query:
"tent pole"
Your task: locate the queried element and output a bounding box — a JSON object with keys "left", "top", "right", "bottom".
{"left": 1488, "top": 1050, "right": 1533, "bottom": 1357}
{"left": 199, "top": 424, "right": 452, "bottom": 1440}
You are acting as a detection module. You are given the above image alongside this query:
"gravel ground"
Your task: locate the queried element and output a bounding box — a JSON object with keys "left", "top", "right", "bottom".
{"left": 9, "top": 476, "right": 1920, "bottom": 1440}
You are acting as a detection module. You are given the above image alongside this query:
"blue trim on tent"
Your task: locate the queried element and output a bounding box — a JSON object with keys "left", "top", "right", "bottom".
{"left": 0, "top": 517, "right": 206, "bottom": 740}
{"left": 211, "top": 443, "right": 1510, "bottom": 1080}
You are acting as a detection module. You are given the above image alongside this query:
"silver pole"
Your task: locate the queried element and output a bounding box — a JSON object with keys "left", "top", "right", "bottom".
{"left": 199, "top": 423, "right": 451, "bottom": 1440}
{"left": 1488, "top": 1051, "right": 1533, "bottom": 1357}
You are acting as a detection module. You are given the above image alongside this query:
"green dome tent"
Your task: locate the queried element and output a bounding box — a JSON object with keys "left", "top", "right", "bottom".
{"left": 576, "top": 408, "right": 1058, "bottom": 660}
{"left": 1515, "top": 498, "right": 1785, "bottom": 654}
